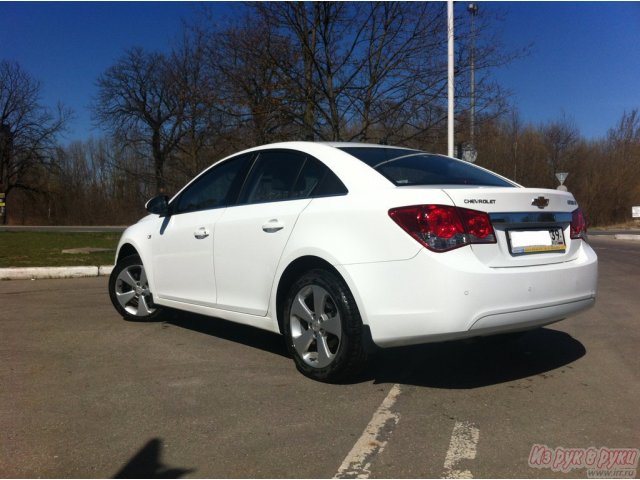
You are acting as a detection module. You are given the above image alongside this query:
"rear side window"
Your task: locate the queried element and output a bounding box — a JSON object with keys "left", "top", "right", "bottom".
{"left": 294, "top": 157, "right": 348, "bottom": 198}
{"left": 312, "top": 168, "right": 348, "bottom": 196}
{"left": 340, "top": 147, "right": 513, "bottom": 187}
{"left": 239, "top": 150, "right": 348, "bottom": 204}
{"left": 291, "top": 157, "right": 325, "bottom": 198}
{"left": 240, "top": 150, "right": 306, "bottom": 204}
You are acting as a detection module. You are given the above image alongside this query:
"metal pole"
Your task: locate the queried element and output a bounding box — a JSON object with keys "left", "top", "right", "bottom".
{"left": 468, "top": 3, "right": 478, "bottom": 147}
{"left": 447, "top": 0, "right": 454, "bottom": 157}
{"left": 0, "top": 123, "right": 11, "bottom": 225}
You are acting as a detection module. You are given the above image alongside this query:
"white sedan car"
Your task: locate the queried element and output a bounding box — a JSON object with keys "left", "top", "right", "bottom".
{"left": 109, "top": 142, "right": 598, "bottom": 382}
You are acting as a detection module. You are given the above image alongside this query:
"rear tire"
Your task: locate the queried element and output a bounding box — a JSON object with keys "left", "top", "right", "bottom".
{"left": 283, "top": 269, "right": 367, "bottom": 382}
{"left": 109, "top": 254, "right": 163, "bottom": 322}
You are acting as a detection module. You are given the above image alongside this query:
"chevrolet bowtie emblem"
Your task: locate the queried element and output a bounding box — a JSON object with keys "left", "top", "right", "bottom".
{"left": 531, "top": 196, "right": 550, "bottom": 209}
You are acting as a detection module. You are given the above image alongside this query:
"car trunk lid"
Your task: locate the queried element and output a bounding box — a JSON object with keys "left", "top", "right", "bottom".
{"left": 442, "top": 187, "right": 582, "bottom": 267}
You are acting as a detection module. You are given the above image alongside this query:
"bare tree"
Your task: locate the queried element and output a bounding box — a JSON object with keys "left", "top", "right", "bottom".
{"left": 170, "top": 29, "right": 227, "bottom": 179}
{"left": 205, "top": 16, "right": 296, "bottom": 146}
{"left": 0, "top": 60, "right": 70, "bottom": 224}
{"left": 541, "top": 116, "right": 579, "bottom": 179}
{"left": 93, "top": 48, "right": 186, "bottom": 193}
{"left": 603, "top": 109, "right": 640, "bottom": 221}
{"left": 252, "top": 2, "right": 325, "bottom": 140}
{"left": 209, "top": 2, "right": 519, "bottom": 145}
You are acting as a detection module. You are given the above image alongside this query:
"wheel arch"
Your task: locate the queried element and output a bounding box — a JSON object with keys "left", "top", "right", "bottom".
{"left": 275, "top": 256, "right": 344, "bottom": 334}
{"left": 116, "top": 243, "right": 139, "bottom": 263}
{"left": 273, "top": 255, "right": 372, "bottom": 341}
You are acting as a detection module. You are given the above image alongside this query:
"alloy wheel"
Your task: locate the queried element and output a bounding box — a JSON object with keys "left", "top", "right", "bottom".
{"left": 289, "top": 284, "right": 342, "bottom": 368}
{"left": 114, "top": 264, "right": 155, "bottom": 317}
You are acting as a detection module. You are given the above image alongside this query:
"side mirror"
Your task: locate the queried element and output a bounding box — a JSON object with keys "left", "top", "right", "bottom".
{"left": 145, "top": 195, "right": 170, "bottom": 216}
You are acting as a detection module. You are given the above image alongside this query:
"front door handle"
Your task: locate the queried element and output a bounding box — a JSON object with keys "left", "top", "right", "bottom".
{"left": 194, "top": 227, "right": 210, "bottom": 239}
{"left": 262, "top": 219, "right": 284, "bottom": 233}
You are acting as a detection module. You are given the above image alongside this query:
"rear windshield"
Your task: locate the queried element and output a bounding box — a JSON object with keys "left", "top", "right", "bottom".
{"left": 339, "top": 147, "right": 514, "bottom": 187}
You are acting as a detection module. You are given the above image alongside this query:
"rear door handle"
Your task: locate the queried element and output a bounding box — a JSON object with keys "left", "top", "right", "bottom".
{"left": 194, "top": 227, "right": 210, "bottom": 239}
{"left": 262, "top": 219, "right": 284, "bottom": 233}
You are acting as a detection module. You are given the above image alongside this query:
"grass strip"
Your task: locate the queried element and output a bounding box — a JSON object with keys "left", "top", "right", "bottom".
{"left": 0, "top": 231, "right": 120, "bottom": 268}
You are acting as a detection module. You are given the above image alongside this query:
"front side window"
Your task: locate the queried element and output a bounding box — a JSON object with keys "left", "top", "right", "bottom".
{"left": 173, "top": 154, "right": 252, "bottom": 214}
{"left": 339, "top": 147, "right": 514, "bottom": 187}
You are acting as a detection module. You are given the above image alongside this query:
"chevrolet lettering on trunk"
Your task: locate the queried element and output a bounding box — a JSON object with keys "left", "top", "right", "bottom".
{"left": 464, "top": 199, "right": 496, "bottom": 205}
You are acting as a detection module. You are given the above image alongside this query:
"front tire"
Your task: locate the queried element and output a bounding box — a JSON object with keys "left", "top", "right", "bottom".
{"left": 283, "top": 269, "right": 367, "bottom": 382}
{"left": 109, "top": 254, "right": 163, "bottom": 322}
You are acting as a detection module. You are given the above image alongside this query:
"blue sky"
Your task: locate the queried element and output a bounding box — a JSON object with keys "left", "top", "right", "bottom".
{"left": 492, "top": 1, "right": 640, "bottom": 137}
{"left": 1, "top": 1, "right": 639, "bottom": 142}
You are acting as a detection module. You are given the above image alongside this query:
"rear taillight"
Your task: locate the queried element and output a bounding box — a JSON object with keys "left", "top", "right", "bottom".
{"left": 571, "top": 208, "right": 587, "bottom": 239}
{"left": 388, "top": 205, "right": 496, "bottom": 252}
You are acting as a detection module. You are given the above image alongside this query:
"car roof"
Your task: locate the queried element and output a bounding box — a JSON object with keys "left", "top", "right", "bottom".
{"left": 220, "top": 141, "right": 399, "bottom": 193}
{"left": 239, "top": 140, "right": 417, "bottom": 150}
{"left": 319, "top": 141, "right": 419, "bottom": 150}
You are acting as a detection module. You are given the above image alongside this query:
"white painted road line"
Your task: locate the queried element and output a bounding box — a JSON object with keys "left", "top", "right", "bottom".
{"left": 334, "top": 384, "right": 402, "bottom": 479}
{"left": 442, "top": 421, "right": 480, "bottom": 479}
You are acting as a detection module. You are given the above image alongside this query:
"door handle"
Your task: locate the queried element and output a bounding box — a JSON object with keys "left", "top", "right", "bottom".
{"left": 262, "top": 219, "right": 284, "bottom": 233}
{"left": 194, "top": 227, "right": 210, "bottom": 239}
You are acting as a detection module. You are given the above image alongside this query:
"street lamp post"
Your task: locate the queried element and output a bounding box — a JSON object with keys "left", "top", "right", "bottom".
{"left": 447, "top": 0, "right": 455, "bottom": 157}
{"left": 468, "top": 3, "right": 478, "bottom": 150}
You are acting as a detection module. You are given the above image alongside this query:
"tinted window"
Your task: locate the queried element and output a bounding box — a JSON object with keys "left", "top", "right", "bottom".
{"left": 339, "top": 147, "right": 419, "bottom": 167}
{"left": 240, "top": 150, "right": 306, "bottom": 204}
{"left": 173, "top": 154, "right": 252, "bottom": 214}
{"left": 293, "top": 157, "right": 348, "bottom": 198}
{"left": 312, "top": 167, "right": 348, "bottom": 197}
{"left": 290, "top": 157, "right": 323, "bottom": 199}
{"left": 237, "top": 150, "right": 348, "bottom": 204}
{"left": 340, "top": 147, "right": 513, "bottom": 187}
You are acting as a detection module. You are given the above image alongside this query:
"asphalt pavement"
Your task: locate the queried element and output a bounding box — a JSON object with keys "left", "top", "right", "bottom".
{"left": 1, "top": 236, "right": 638, "bottom": 478}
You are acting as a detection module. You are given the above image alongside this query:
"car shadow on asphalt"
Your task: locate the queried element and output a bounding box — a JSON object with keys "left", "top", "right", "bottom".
{"left": 163, "top": 310, "right": 289, "bottom": 358}
{"left": 364, "top": 327, "right": 587, "bottom": 388}
{"left": 160, "top": 311, "right": 585, "bottom": 389}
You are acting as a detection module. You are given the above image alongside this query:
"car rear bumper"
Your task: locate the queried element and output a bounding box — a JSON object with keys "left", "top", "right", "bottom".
{"left": 340, "top": 241, "right": 598, "bottom": 348}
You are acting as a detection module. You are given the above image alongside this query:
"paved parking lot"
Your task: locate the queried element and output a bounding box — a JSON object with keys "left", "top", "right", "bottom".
{"left": 1, "top": 236, "right": 638, "bottom": 478}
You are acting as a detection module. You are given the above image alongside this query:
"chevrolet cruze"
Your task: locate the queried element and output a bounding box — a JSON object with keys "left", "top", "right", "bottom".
{"left": 108, "top": 142, "right": 598, "bottom": 382}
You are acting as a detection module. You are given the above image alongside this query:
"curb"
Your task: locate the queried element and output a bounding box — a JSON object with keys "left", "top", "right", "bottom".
{"left": 614, "top": 234, "right": 640, "bottom": 241}
{"left": 0, "top": 265, "right": 114, "bottom": 280}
